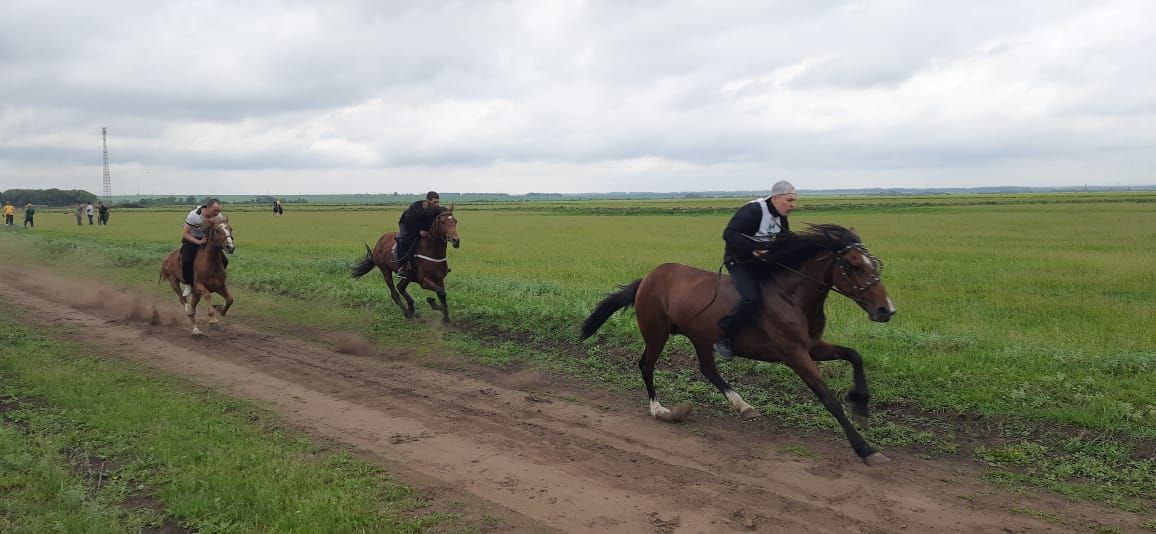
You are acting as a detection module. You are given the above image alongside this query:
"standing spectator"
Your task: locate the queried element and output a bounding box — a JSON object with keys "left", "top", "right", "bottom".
{"left": 73, "top": 202, "right": 84, "bottom": 225}
{"left": 85, "top": 202, "right": 95, "bottom": 225}
{"left": 273, "top": 198, "right": 284, "bottom": 216}
{"left": 2, "top": 201, "right": 13, "bottom": 225}
{"left": 98, "top": 202, "right": 110, "bottom": 225}
{"left": 23, "top": 203, "right": 35, "bottom": 228}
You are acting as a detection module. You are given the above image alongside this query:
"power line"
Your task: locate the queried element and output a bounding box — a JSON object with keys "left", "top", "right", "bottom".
{"left": 101, "top": 127, "right": 112, "bottom": 202}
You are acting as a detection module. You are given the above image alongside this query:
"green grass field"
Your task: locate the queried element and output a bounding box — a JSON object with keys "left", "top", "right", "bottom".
{"left": 2, "top": 194, "right": 1153, "bottom": 512}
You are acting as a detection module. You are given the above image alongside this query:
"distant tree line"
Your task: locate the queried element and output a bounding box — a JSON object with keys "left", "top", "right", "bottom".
{"left": 235, "top": 196, "right": 308, "bottom": 205}
{"left": 1, "top": 188, "right": 99, "bottom": 207}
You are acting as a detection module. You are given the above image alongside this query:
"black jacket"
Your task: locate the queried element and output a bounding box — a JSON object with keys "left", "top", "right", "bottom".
{"left": 399, "top": 201, "right": 437, "bottom": 234}
{"left": 722, "top": 200, "right": 789, "bottom": 262}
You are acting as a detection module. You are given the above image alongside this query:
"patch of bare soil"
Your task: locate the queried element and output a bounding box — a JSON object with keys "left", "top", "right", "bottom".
{"left": 0, "top": 267, "right": 1146, "bottom": 533}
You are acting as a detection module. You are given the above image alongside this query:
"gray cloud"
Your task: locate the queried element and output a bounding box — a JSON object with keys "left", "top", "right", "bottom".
{"left": 1, "top": 0, "right": 1154, "bottom": 194}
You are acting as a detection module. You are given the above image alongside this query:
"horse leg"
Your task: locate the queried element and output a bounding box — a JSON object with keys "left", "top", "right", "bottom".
{"left": 217, "top": 286, "right": 234, "bottom": 318}
{"left": 692, "top": 338, "right": 759, "bottom": 419}
{"left": 397, "top": 278, "right": 417, "bottom": 319}
{"left": 786, "top": 355, "right": 887, "bottom": 465}
{"left": 381, "top": 266, "right": 408, "bottom": 314}
{"left": 422, "top": 282, "right": 450, "bottom": 323}
{"left": 203, "top": 288, "right": 218, "bottom": 325}
{"left": 187, "top": 291, "right": 203, "bottom": 336}
{"left": 810, "top": 342, "right": 871, "bottom": 426}
{"left": 424, "top": 291, "right": 449, "bottom": 323}
{"left": 166, "top": 273, "right": 189, "bottom": 313}
{"left": 639, "top": 334, "right": 675, "bottom": 420}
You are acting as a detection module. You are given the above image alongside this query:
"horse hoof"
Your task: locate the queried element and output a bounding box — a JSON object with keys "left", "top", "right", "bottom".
{"left": 191, "top": 327, "right": 204, "bottom": 337}
{"left": 657, "top": 404, "right": 693, "bottom": 423}
{"left": 863, "top": 452, "right": 891, "bottom": 466}
{"left": 740, "top": 407, "right": 761, "bottom": 419}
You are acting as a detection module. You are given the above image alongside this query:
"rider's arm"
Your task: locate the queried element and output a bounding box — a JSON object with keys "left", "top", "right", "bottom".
{"left": 722, "top": 204, "right": 761, "bottom": 257}
{"left": 181, "top": 224, "right": 203, "bottom": 245}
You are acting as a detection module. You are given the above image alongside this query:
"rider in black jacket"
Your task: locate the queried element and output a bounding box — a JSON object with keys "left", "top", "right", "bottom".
{"left": 716, "top": 181, "right": 797, "bottom": 358}
{"left": 396, "top": 191, "right": 441, "bottom": 279}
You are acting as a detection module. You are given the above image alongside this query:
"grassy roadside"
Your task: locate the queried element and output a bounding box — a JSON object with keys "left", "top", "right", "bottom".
{"left": 0, "top": 200, "right": 1153, "bottom": 519}
{"left": 0, "top": 314, "right": 454, "bottom": 533}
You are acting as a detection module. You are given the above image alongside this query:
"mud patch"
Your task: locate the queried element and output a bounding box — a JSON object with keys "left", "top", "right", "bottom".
{"left": 125, "top": 493, "right": 193, "bottom": 534}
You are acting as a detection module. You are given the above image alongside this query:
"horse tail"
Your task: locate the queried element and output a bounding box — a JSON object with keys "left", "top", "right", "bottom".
{"left": 580, "top": 279, "right": 642, "bottom": 340}
{"left": 350, "top": 243, "right": 376, "bottom": 279}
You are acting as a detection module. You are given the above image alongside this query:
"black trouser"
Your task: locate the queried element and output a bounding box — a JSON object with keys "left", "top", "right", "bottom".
{"left": 4, "top": 215, "right": 11, "bottom": 225}
{"left": 24, "top": 217, "right": 33, "bottom": 228}
{"left": 395, "top": 227, "right": 416, "bottom": 264}
{"left": 99, "top": 214, "right": 108, "bottom": 225}
{"left": 87, "top": 214, "right": 94, "bottom": 224}
{"left": 718, "top": 261, "right": 762, "bottom": 337}
{"left": 180, "top": 241, "right": 200, "bottom": 286}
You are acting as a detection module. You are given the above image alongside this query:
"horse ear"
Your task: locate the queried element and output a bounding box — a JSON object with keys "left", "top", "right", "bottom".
{"left": 449, "top": 203, "right": 455, "bottom": 212}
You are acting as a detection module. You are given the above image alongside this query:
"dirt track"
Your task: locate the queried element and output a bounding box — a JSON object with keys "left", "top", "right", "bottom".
{"left": 0, "top": 269, "right": 1139, "bottom": 533}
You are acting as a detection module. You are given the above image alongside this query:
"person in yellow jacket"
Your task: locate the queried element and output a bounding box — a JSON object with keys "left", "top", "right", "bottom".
{"left": 2, "top": 201, "right": 14, "bottom": 225}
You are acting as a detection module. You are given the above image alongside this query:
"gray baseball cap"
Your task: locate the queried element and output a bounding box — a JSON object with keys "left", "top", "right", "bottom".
{"left": 770, "top": 180, "right": 796, "bottom": 197}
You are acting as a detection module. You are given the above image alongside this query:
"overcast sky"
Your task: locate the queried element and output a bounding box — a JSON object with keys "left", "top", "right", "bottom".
{"left": 2, "top": 0, "right": 1154, "bottom": 195}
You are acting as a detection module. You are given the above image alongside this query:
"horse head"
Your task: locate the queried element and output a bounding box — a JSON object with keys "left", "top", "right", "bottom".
{"left": 824, "top": 228, "right": 894, "bottom": 323}
{"left": 206, "top": 215, "right": 236, "bottom": 254}
{"left": 424, "top": 204, "right": 460, "bottom": 248}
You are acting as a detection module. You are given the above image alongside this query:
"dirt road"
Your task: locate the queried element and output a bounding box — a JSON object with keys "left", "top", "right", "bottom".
{"left": 0, "top": 270, "right": 1135, "bottom": 533}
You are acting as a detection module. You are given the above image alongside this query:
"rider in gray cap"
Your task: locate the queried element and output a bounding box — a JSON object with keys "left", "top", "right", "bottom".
{"left": 715, "top": 180, "right": 798, "bottom": 358}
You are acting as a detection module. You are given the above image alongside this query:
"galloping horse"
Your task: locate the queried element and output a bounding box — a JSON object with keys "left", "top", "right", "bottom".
{"left": 581, "top": 224, "right": 896, "bottom": 465}
{"left": 351, "top": 206, "right": 461, "bottom": 322}
{"left": 159, "top": 215, "right": 235, "bottom": 336}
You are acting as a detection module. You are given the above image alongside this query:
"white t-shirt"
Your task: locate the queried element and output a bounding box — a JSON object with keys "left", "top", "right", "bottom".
{"left": 748, "top": 197, "right": 783, "bottom": 238}
{"left": 85, "top": 204, "right": 94, "bottom": 215}
{"left": 186, "top": 208, "right": 206, "bottom": 239}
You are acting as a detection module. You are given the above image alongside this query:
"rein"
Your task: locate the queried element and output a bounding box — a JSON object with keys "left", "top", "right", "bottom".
{"left": 774, "top": 244, "right": 883, "bottom": 302}
{"left": 692, "top": 243, "right": 882, "bottom": 316}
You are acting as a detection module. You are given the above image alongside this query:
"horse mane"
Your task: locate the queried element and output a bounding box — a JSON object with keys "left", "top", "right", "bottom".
{"left": 756, "top": 224, "right": 861, "bottom": 272}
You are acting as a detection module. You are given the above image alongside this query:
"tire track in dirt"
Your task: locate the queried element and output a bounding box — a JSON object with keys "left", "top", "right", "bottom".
{"left": 0, "top": 270, "right": 1137, "bottom": 533}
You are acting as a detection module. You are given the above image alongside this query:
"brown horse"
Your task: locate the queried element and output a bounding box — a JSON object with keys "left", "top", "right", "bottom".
{"left": 351, "top": 206, "right": 461, "bottom": 322}
{"left": 581, "top": 224, "right": 896, "bottom": 465}
{"left": 159, "top": 214, "right": 235, "bottom": 335}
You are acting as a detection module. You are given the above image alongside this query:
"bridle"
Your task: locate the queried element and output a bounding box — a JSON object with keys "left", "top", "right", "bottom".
{"left": 691, "top": 241, "right": 883, "bottom": 319}
{"left": 204, "top": 221, "right": 229, "bottom": 244}
{"left": 771, "top": 243, "right": 883, "bottom": 302}
{"left": 415, "top": 213, "right": 457, "bottom": 263}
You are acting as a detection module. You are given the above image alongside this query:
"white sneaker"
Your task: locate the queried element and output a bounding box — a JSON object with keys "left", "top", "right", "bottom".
{"left": 180, "top": 283, "right": 192, "bottom": 297}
